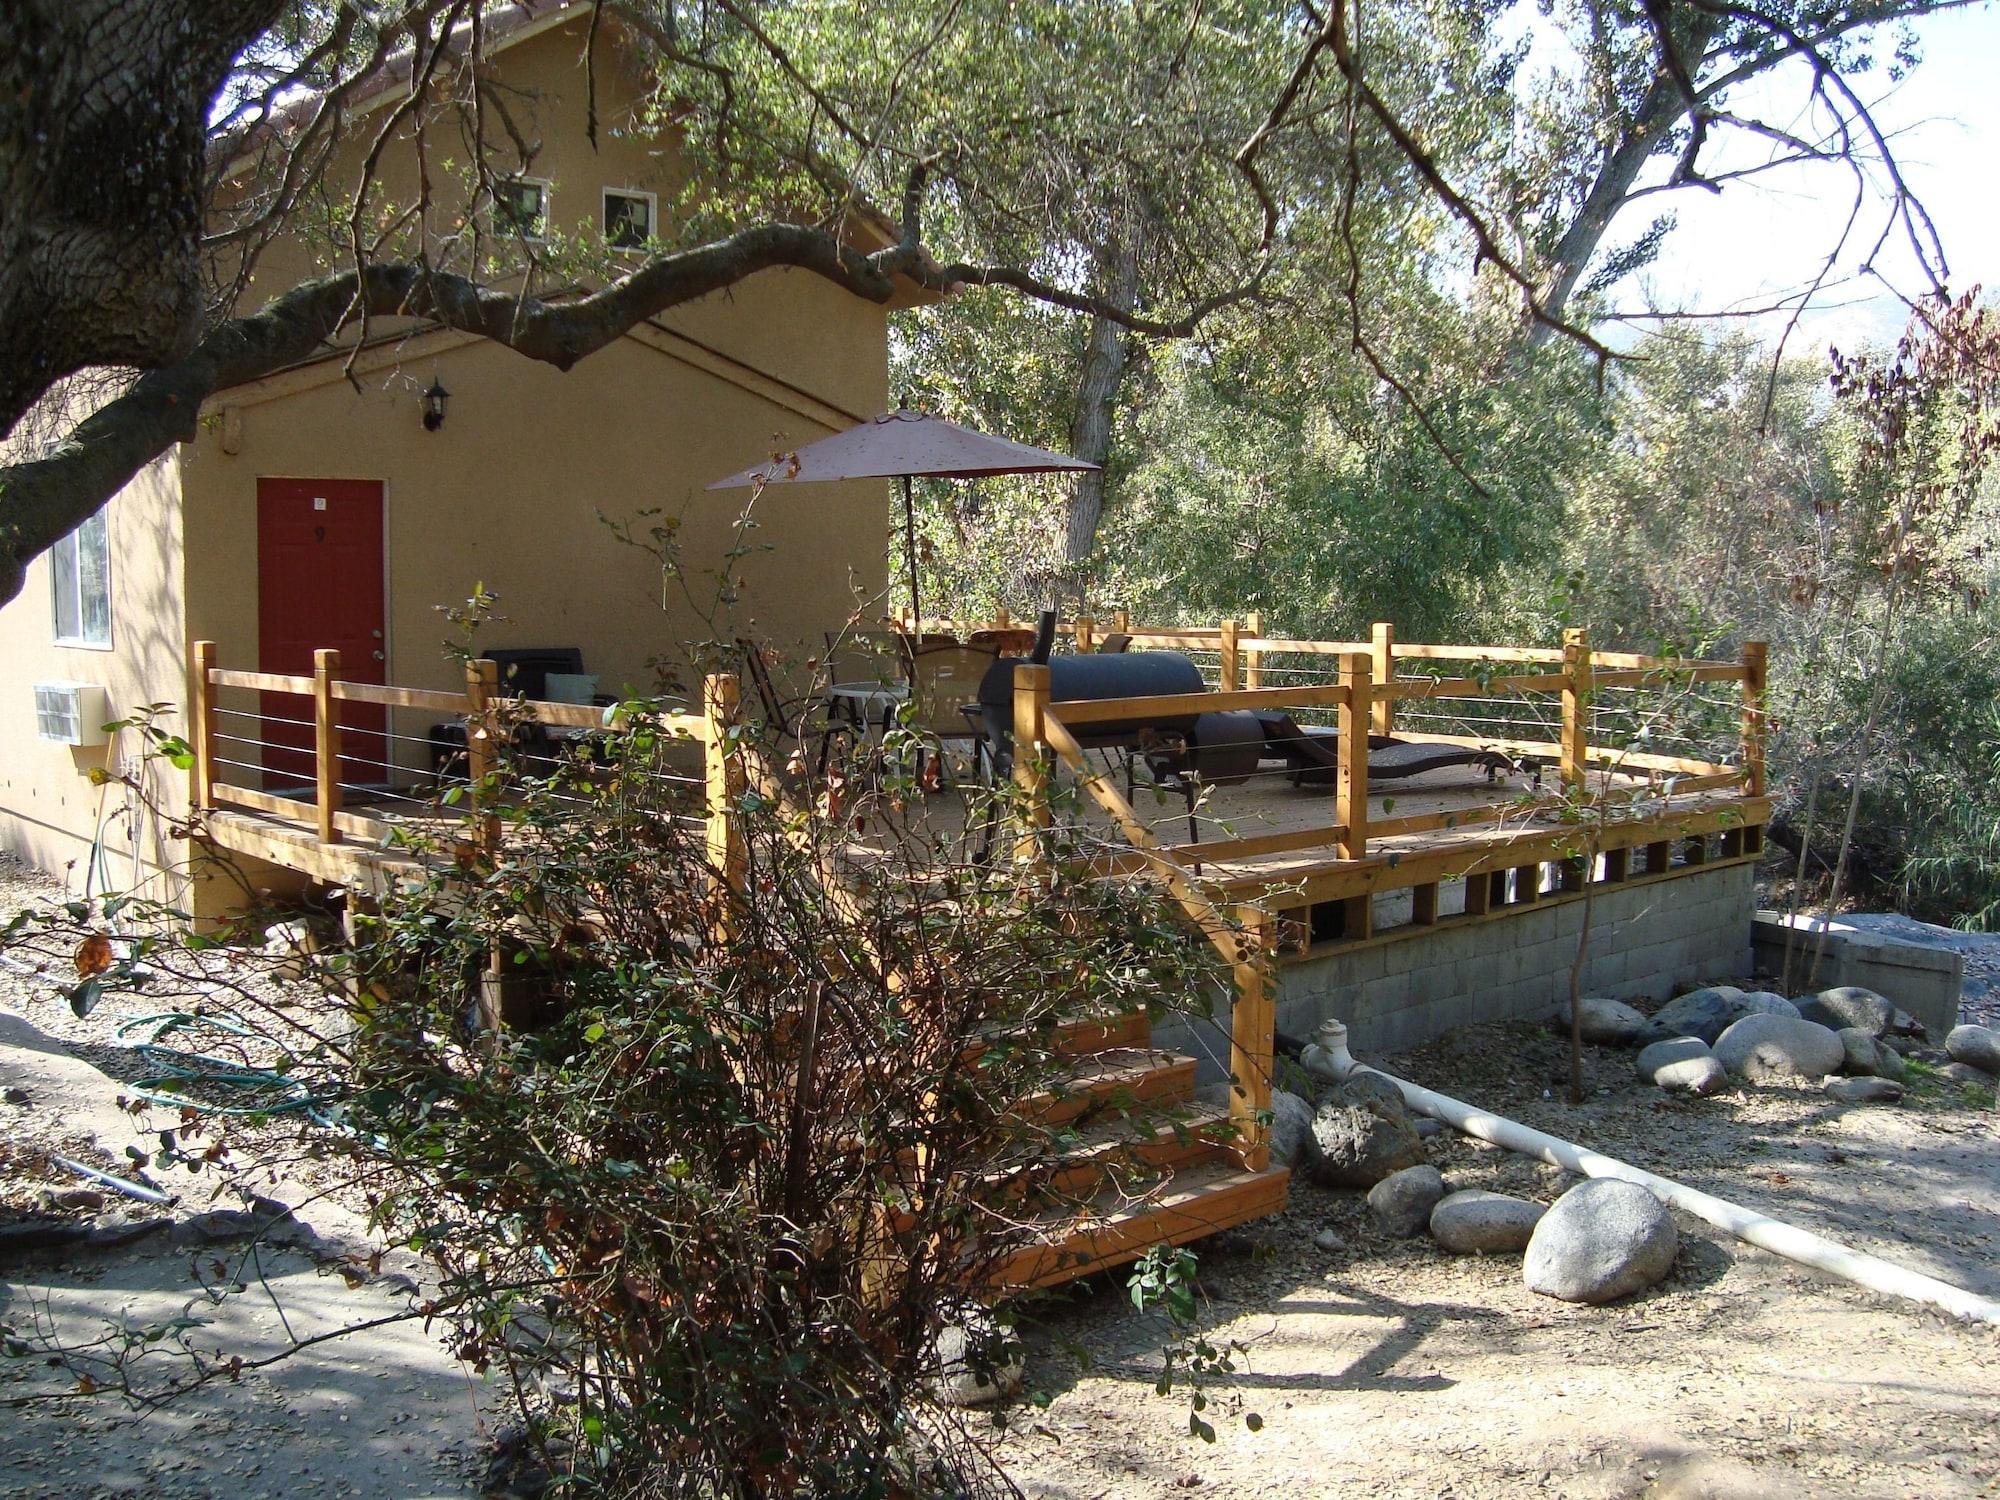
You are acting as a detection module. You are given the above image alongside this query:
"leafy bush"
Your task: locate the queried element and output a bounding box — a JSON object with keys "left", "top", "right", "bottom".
{"left": 5, "top": 703, "right": 1231, "bottom": 1496}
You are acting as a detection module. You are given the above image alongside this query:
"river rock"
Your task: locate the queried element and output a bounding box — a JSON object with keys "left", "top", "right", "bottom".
{"left": 1305, "top": 1080, "right": 1426, "bottom": 1189}
{"left": 1430, "top": 1190, "right": 1546, "bottom": 1254}
{"left": 1634, "top": 1036, "right": 1728, "bottom": 1096}
{"left": 1572, "top": 998, "right": 1648, "bottom": 1047}
{"left": 1636, "top": 986, "right": 1750, "bottom": 1046}
{"left": 1871, "top": 1042, "right": 1908, "bottom": 1082}
{"left": 1331, "top": 1070, "right": 1408, "bottom": 1114}
{"left": 1523, "top": 1179, "right": 1679, "bottom": 1304}
{"left": 1368, "top": 1165, "right": 1447, "bottom": 1238}
{"left": 1712, "top": 1014, "right": 1845, "bottom": 1083}
{"left": 1835, "top": 1026, "right": 1883, "bottom": 1076}
{"left": 1268, "top": 1090, "right": 1315, "bottom": 1170}
{"left": 1945, "top": 1024, "right": 2000, "bottom": 1076}
{"left": 929, "top": 1305, "right": 1023, "bottom": 1407}
{"left": 1824, "top": 1076, "right": 1904, "bottom": 1104}
{"left": 1799, "top": 986, "right": 1896, "bottom": 1038}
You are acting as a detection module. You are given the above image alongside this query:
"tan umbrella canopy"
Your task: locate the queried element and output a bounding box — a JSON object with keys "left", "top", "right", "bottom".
{"left": 707, "top": 408, "right": 1097, "bottom": 626}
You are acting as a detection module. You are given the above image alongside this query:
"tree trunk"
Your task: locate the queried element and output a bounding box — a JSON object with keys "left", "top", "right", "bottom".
{"left": 1063, "top": 227, "right": 1145, "bottom": 570}
{"left": 1525, "top": 11, "right": 1721, "bottom": 346}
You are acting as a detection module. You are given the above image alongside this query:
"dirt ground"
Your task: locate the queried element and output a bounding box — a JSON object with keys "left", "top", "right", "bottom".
{"left": 2, "top": 853, "right": 1997, "bottom": 1498}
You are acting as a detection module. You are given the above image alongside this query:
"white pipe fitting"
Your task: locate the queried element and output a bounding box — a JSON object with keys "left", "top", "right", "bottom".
{"left": 1302, "top": 1018, "right": 2000, "bottom": 1326}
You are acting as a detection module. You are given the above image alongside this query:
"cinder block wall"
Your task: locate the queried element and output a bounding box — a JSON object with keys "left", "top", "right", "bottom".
{"left": 1160, "top": 863, "right": 1755, "bottom": 1081}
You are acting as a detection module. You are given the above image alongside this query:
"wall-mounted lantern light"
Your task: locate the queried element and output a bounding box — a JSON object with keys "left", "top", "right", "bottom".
{"left": 422, "top": 377, "right": 450, "bottom": 431}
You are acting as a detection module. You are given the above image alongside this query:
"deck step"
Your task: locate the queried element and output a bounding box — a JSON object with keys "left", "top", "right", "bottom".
{"left": 988, "top": 1103, "right": 1237, "bottom": 1209}
{"left": 1012, "top": 1048, "right": 1197, "bottom": 1128}
{"left": 987, "top": 1158, "right": 1292, "bottom": 1291}
{"left": 973, "top": 1007, "right": 1154, "bottom": 1060}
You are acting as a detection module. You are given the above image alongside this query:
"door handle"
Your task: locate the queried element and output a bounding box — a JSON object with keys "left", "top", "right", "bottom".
{"left": 372, "top": 650, "right": 385, "bottom": 662}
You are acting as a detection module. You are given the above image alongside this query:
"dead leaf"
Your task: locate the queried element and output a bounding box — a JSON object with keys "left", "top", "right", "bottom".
{"left": 73, "top": 933, "right": 114, "bottom": 979}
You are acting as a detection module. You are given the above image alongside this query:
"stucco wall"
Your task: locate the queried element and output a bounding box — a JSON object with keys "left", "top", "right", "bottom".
{"left": 0, "top": 455, "right": 190, "bottom": 898}
{"left": 181, "top": 325, "right": 889, "bottom": 777}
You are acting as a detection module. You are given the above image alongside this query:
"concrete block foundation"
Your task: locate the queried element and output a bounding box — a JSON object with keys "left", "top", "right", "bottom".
{"left": 1751, "top": 911, "right": 1962, "bottom": 1035}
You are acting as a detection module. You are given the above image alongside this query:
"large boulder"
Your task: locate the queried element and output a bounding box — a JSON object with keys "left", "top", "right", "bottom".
{"left": 1799, "top": 986, "right": 1896, "bottom": 1038}
{"left": 1267, "top": 1090, "right": 1315, "bottom": 1170}
{"left": 929, "top": 1305, "right": 1024, "bottom": 1407}
{"left": 1304, "top": 1077, "right": 1426, "bottom": 1189}
{"left": 1635, "top": 986, "right": 1749, "bottom": 1047}
{"left": 1429, "top": 1190, "right": 1546, "bottom": 1254}
{"left": 1939, "top": 1061, "right": 1999, "bottom": 1091}
{"left": 1523, "top": 1179, "right": 1679, "bottom": 1304}
{"left": 1367, "top": 1165, "right": 1447, "bottom": 1238}
{"left": 1634, "top": 1036, "right": 1728, "bottom": 1096}
{"left": 1712, "top": 1014, "right": 1845, "bottom": 1083}
{"left": 1945, "top": 1024, "right": 2000, "bottom": 1076}
{"left": 1571, "top": 998, "right": 1649, "bottom": 1047}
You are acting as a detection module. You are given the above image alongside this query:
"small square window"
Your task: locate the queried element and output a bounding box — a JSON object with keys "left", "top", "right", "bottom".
{"left": 51, "top": 507, "right": 111, "bottom": 647}
{"left": 492, "top": 176, "right": 550, "bottom": 241}
{"left": 603, "top": 189, "right": 656, "bottom": 250}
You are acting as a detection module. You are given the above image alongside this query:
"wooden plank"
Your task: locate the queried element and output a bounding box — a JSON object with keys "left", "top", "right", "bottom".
{"left": 1645, "top": 840, "right": 1672, "bottom": 875}
{"left": 331, "top": 681, "right": 471, "bottom": 713}
{"left": 1168, "top": 823, "right": 1349, "bottom": 864}
{"left": 212, "top": 668, "right": 313, "bottom": 694}
{"left": 213, "top": 782, "right": 312, "bottom": 820}
{"left": 1603, "top": 846, "right": 1631, "bottom": 883}
{"left": 1583, "top": 649, "right": 1735, "bottom": 670}
{"left": 1337, "top": 652, "right": 1370, "bottom": 860}
{"left": 313, "top": 648, "right": 342, "bottom": 846}
{"left": 1243, "top": 611, "right": 1264, "bottom": 690}
{"left": 1013, "top": 663, "right": 1052, "bottom": 868}
{"left": 465, "top": 659, "right": 501, "bottom": 861}
{"left": 1228, "top": 904, "right": 1276, "bottom": 1171}
{"left": 1050, "top": 682, "right": 1350, "bottom": 725}
{"left": 1461, "top": 870, "right": 1493, "bottom": 916}
{"left": 1215, "top": 796, "right": 1771, "bottom": 904}
{"left": 1561, "top": 628, "right": 1589, "bottom": 794}
{"left": 1369, "top": 799, "right": 1535, "bottom": 840}
{"left": 704, "top": 673, "right": 746, "bottom": 933}
{"left": 201, "top": 811, "right": 432, "bottom": 896}
{"left": 190, "top": 641, "right": 217, "bottom": 813}
{"left": 1237, "top": 637, "right": 1369, "bottom": 654}
{"left": 1741, "top": 640, "right": 1768, "bottom": 798}
{"left": 1512, "top": 864, "right": 1542, "bottom": 904}
{"left": 330, "top": 807, "right": 403, "bottom": 842}
{"left": 522, "top": 699, "right": 613, "bottom": 729}
{"left": 1218, "top": 619, "right": 1241, "bottom": 691}
{"left": 1372, "top": 622, "right": 1395, "bottom": 737}
{"left": 1341, "top": 894, "right": 1373, "bottom": 940}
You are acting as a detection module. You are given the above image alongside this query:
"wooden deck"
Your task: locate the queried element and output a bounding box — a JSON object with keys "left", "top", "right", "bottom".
{"left": 186, "top": 618, "right": 1769, "bottom": 1290}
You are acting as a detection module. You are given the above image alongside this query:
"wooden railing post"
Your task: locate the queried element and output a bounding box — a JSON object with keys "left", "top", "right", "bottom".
{"left": 1113, "top": 606, "right": 1131, "bottom": 634}
{"left": 1228, "top": 903, "right": 1276, "bottom": 1171}
{"left": 1337, "top": 651, "right": 1371, "bottom": 860}
{"left": 704, "top": 673, "right": 747, "bottom": 929}
{"left": 465, "top": 657, "right": 502, "bottom": 861}
{"left": 1244, "top": 610, "right": 1264, "bottom": 690}
{"left": 1561, "top": 627, "right": 1590, "bottom": 794}
{"left": 313, "top": 648, "right": 343, "bottom": 846}
{"left": 1371, "top": 621, "right": 1395, "bottom": 737}
{"left": 1011, "top": 663, "right": 1052, "bottom": 869}
{"left": 1074, "top": 615, "right": 1095, "bottom": 653}
{"left": 189, "top": 640, "right": 216, "bottom": 813}
{"left": 994, "top": 604, "right": 1012, "bottom": 630}
{"left": 1218, "top": 618, "right": 1241, "bottom": 691}
{"left": 1741, "top": 639, "right": 1768, "bottom": 797}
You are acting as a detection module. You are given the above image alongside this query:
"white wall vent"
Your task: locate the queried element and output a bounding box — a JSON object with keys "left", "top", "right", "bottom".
{"left": 33, "top": 682, "right": 112, "bottom": 747}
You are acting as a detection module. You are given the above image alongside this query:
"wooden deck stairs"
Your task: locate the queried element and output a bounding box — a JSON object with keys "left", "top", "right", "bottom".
{"left": 977, "top": 1007, "right": 1290, "bottom": 1293}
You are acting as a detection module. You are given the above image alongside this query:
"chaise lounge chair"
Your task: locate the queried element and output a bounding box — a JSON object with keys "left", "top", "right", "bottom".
{"left": 1254, "top": 711, "right": 1530, "bottom": 788}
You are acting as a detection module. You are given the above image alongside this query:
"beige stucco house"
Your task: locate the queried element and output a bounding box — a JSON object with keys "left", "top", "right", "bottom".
{"left": 0, "top": 3, "right": 901, "bottom": 906}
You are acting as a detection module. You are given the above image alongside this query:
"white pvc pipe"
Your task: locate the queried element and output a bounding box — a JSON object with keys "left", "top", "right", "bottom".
{"left": 1301, "top": 1018, "right": 2000, "bottom": 1327}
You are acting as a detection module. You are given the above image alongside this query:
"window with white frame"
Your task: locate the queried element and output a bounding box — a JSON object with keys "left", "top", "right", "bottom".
{"left": 51, "top": 507, "right": 111, "bottom": 647}
{"left": 603, "top": 188, "right": 656, "bottom": 250}
{"left": 492, "top": 176, "right": 550, "bottom": 241}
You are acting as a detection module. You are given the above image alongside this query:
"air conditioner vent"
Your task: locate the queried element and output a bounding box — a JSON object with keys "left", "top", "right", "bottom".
{"left": 33, "top": 682, "right": 111, "bottom": 747}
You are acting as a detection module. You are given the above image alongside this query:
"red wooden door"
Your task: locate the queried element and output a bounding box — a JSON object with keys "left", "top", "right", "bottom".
{"left": 257, "top": 478, "right": 388, "bottom": 791}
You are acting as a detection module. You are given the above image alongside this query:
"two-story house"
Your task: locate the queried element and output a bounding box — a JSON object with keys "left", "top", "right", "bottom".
{"left": 0, "top": 2, "right": 909, "bottom": 912}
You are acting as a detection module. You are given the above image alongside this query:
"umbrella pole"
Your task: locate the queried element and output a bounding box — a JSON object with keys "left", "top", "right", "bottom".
{"left": 901, "top": 473, "right": 921, "bottom": 630}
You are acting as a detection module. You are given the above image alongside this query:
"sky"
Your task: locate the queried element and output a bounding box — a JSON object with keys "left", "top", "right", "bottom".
{"left": 1522, "top": 2, "right": 2000, "bottom": 356}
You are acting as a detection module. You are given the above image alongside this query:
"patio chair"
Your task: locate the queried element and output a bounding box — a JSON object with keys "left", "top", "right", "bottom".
{"left": 735, "top": 638, "right": 840, "bottom": 775}
{"left": 902, "top": 639, "right": 999, "bottom": 785}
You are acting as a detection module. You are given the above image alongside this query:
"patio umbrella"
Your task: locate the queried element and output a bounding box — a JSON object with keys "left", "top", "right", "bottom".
{"left": 706, "top": 408, "right": 1097, "bottom": 627}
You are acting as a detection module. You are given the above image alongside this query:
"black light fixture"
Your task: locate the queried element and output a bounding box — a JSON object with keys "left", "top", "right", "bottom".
{"left": 421, "top": 376, "right": 450, "bottom": 431}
